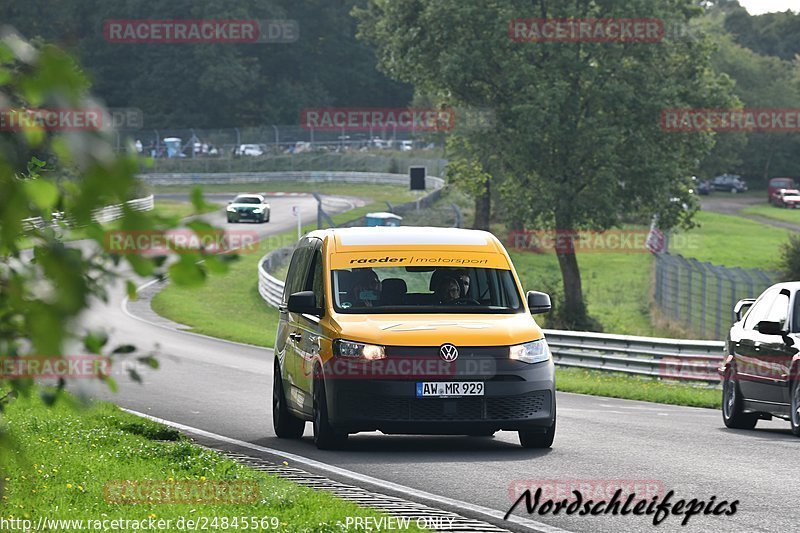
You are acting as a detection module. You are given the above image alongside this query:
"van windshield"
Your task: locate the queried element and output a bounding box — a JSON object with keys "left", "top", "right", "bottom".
{"left": 331, "top": 266, "right": 522, "bottom": 314}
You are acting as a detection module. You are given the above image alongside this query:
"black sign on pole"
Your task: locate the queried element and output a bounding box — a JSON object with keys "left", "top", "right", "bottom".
{"left": 409, "top": 166, "right": 426, "bottom": 191}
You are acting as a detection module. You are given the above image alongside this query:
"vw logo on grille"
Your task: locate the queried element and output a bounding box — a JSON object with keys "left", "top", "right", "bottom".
{"left": 439, "top": 343, "right": 459, "bottom": 362}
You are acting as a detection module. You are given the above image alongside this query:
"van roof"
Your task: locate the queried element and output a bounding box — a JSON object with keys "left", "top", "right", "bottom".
{"left": 307, "top": 226, "right": 506, "bottom": 254}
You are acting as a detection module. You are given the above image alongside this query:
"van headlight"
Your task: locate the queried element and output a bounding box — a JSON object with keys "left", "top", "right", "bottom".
{"left": 333, "top": 339, "right": 386, "bottom": 361}
{"left": 509, "top": 339, "right": 550, "bottom": 364}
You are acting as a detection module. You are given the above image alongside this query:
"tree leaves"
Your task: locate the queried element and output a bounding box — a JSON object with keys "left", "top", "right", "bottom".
{"left": 22, "top": 178, "right": 59, "bottom": 212}
{"left": 168, "top": 255, "right": 207, "bottom": 287}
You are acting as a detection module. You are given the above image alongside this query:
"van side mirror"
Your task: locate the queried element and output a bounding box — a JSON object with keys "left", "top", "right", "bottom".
{"left": 756, "top": 320, "right": 785, "bottom": 335}
{"left": 287, "top": 291, "right": 323, "bottom": 316}
{"left": 526, "top": 291, "right": 552, "bottom": 314}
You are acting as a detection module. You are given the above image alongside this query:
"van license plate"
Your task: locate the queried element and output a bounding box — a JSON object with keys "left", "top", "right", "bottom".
{"left": 416, "top": 382, "right": 484, "bottom": 398}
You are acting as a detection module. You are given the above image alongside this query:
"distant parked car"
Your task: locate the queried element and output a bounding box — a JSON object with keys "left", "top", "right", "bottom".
{"left": 720, "top": 282, "right": 800, "bottom": 436}
{"left": 768, "top": 177, "right": 797, "bottom": 205}
{"left": 370, "top": 137, "right": 389, "bottom": 149}
{"left": 237, "top": 144, "right": 264, "bottom": 157}
{"left": 711, "top": 174, "right": 748, "bottom": 193}
{"left": 773, "top": 189, "right": 800, "bottom": 208}
{"left": 691, "top": 176, "right": 712, "bottom": 196}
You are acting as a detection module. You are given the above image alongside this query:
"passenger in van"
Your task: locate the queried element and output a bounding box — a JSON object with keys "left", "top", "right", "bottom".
{"left": 350, "top": 269, "right": 382, "bottom": 307}
{"left": 435, "top": 275, "right": 461, "bottom": 305}
{"left": 452, "top": 268, "right": 471, "bottom": 298}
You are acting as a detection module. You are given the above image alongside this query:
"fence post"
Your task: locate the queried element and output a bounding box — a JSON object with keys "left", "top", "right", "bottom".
{"left": 677, "top": 255, "right": 693, "bottom": 329}
{"left": 690, "top": 258, "right": 708, "bottom": 338}
{"left": 450, "top": 203, "right": 462, "bottom": 228}
{"left": 714, "top": 264, "right": 723, "bottom": 339}
{"left": 734, "top": 267, "right": 754, "bottom": 299}
{"left": 726, "top": 268, "right": 738, "bottom": 326}
{"left": 673, "top": 255, "right": 681, "bottom": 321}
{"left": 654, "top": 254, "right": 662, "bottom": 306}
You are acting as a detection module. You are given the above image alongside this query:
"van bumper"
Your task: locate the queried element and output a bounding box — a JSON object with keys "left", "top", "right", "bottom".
{"left": 323, "top": 360, "right": 555, "bottom": 435}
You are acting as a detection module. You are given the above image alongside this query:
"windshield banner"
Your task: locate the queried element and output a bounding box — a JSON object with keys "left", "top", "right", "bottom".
{"left": 330, "top": 252, "right": 510, "bottom": 270}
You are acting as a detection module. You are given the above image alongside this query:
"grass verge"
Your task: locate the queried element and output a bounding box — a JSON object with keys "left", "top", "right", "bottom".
{"left": 741, "top": 204, "right": 800, "bottom": 226}
{"left": 151, "top": 199, "right": 221, "bottom": 219}
{"left": 0, "top": 391, "right": 423, "bottom": 531}
{"left": 670, "top": 210, "right": 789, "bottom": 270}
{"left": 556, "top": 368, "right": 721, "bottom": 409}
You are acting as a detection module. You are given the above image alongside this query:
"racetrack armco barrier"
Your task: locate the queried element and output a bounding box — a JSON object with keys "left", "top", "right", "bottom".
{"left": 137, "top": 170, "right": 445, "bottom": 190}
{"left": 21, "top": 194, "right": 154, "bottom": 231}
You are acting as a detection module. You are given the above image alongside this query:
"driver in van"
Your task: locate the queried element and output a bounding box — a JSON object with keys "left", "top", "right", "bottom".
{"left": 435, "top": 275, "right": 462, "bottom": 305}
{"left": 350, "top": 268, "right": 381, "bottom": 307}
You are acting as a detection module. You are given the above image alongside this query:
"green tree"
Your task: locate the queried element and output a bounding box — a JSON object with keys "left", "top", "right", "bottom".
{"left": 0, "top": 31, "right": 226, "bottom": 478}
{"left": 707, "top": 32, "right": 800, "bottom": 183}
{"left": 723, "top": 7, "right": 800, "bottom": 61}
{"left": 356, "top": 0, "right": 737, "bottom": 328}
{"left": 0, "top": 0, "right": 414, "bottom": 128}
{"left": 779, "top": 234, "right": 800, "bottom": 282}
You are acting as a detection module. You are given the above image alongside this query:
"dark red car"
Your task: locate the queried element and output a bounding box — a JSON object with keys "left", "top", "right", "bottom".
{"left": 768, "top": 177, "right": 796, "bottom": 204}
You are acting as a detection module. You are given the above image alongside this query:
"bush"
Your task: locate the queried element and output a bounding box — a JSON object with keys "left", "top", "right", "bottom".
{"left": 779, "top": 234, "right": 800, "bottom": 281}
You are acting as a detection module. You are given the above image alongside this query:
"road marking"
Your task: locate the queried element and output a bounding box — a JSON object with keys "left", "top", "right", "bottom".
{"left": 122, "top": 409, "right": 574, "bottom": 533}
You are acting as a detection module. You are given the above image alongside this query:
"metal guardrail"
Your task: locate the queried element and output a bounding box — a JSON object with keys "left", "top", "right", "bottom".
{"left": 543, "top": 329, "right": 723, "bottom": 383}
{"left": 256, "top": 249, "right": 725, "bottom": 383}
{"left": 138, "top": 171, "right": 445, "bottom": 190}
{"left": 258, "top": 246, "right": 293, "bottom": 308}
{"left": 22, "top": 195, "right": 155, "bottom": 230}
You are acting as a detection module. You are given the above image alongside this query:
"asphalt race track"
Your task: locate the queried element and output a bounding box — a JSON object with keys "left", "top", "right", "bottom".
{"left": 77, "top": 194, "right": 797, "bottom": 533}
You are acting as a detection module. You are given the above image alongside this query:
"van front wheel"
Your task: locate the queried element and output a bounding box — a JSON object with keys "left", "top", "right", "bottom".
{"left": 519, "top": 405, "right": 556, "bottom": 448}
{"left": 272, "top": 364, "right": 305, "bottom": 439}
{"left": 313, "top": 375, "right": 348, "bottom": 450}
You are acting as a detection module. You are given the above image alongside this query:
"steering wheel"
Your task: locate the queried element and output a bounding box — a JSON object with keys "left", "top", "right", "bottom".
{"left": 453, "top": 297, "right": 481, "bottom": 306}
